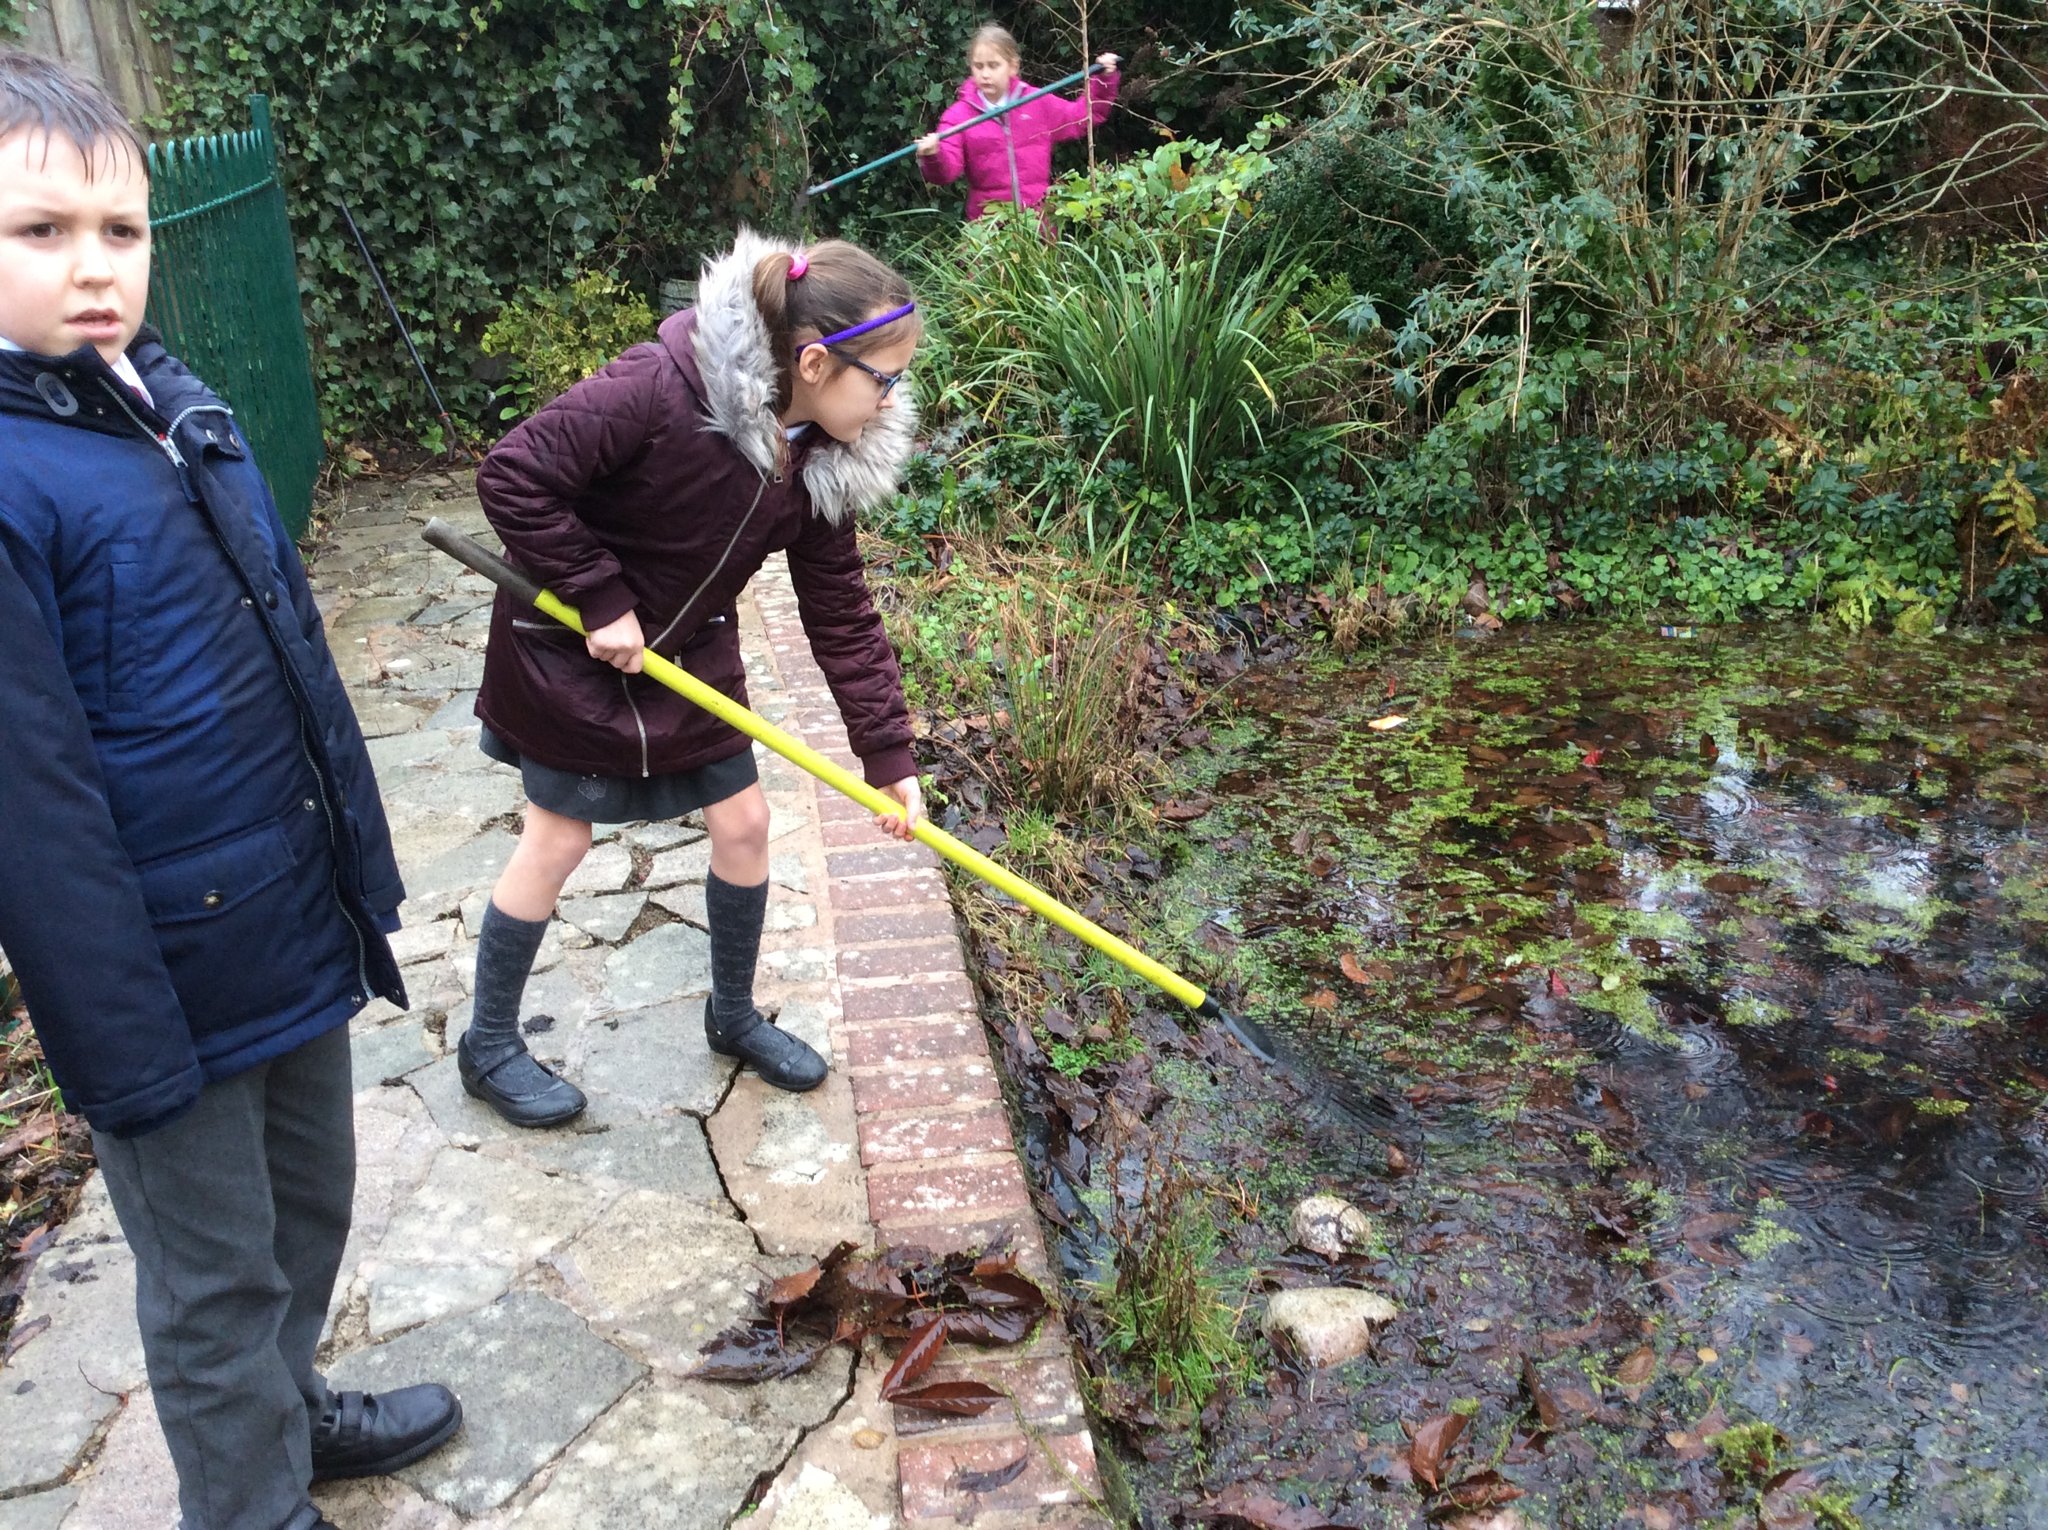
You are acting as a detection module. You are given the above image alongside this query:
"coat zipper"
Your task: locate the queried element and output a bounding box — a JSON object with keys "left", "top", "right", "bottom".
{"left": 100, "top": 378, "right": 377, "bottom": 1001}
{"left": 620, "top": 673, "right": 651, "bottom": 779}
{"left": 1001, "top": 110, "right": 1023, "bottom": 208}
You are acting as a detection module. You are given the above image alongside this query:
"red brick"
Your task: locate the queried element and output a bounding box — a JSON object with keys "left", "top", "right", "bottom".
{"left": 822, "top": 817, "right": 894, "bottom": 847}
{"left": 841, "top": 975, "right": 975, "bottom": 1021}
{"left": 828, "top": 844, "right": 936, "bottom": 878}
{"left": 860, "top": 1103, "right": 1015, "bottom": 1165}
{"left": 830, "top": 872, "right": 945, "bottom": 910}
{"left": 817, "top": 793, "right": 871, "bottom": 823}
{"left": 869, "top": 1157, "right": 1033, "bottom": 1225}
{"left": 899, "top": 1430, "right": 1099, "bottom": 1521}
{"left": 838, "top": 941, "right": 962, "bottom": 981}
{"left": 893, "top": 1354, "right": 1086, "bottom": 1438}
{"left": 849, "top": 1058, "right": 1002, "bottom": 1114}
{"left": 846, "top": 1017, "right": 985, "bottom": 1067}
{"left": 836, "top": 906, "right": 959, "bottom": 943}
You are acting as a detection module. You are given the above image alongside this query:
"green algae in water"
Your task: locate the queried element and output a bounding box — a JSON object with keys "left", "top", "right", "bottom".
{"left": 1115, "top": 621, "right": 2048, "bottom": 1528}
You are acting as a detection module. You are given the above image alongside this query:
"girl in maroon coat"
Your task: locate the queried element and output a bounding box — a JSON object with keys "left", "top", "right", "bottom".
{"left": 459, "top": 232, "right": 924, "bottom": 1127}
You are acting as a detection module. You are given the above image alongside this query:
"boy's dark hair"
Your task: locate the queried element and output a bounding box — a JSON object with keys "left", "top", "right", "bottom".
{"left": 0, "top": 48, "right": 147, "bottom": 176}
{"left": 751, "top": 240, "right": 921, "bottom": 416}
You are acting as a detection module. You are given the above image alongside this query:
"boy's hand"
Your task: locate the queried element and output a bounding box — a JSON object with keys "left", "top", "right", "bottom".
{"left": 1096, "top": 52, "right": 1120, "bottom": 70}
{"left": 586, "top": 610, "right": 646, "bottom": 673}
{"left": 915, "top": 134, "right": 941, "bottom": 158}
{"left": 873, "top": 776, "right": 923, "bottom": 842}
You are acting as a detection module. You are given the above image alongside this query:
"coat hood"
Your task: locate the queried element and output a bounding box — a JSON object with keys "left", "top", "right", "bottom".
{"left": 688, "top": 227, "right": 918, "bottom": 527}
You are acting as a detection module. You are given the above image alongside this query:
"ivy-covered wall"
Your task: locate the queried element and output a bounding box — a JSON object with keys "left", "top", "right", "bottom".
{"left": 144, "top": 0, "right": 984, "bottom": 435}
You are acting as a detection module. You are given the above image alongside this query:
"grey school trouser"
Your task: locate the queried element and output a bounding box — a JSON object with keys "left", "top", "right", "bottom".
{"left": 91, "top": 1024, "right": 353, "bottom": 1530}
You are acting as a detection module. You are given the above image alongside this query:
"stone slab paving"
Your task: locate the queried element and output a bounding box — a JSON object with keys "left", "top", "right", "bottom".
{"left": 0, "top": 472, "right": 1106, "bottom": 1528}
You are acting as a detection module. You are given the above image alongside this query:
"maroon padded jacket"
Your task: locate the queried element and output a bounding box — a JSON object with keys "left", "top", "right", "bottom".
{"left": 474, "top": 233, "right": 919, "bottom": 789}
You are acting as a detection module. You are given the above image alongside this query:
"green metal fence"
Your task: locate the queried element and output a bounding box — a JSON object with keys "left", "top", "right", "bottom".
{"left": 147, "top": 96, "right": 323, "bottom": 536}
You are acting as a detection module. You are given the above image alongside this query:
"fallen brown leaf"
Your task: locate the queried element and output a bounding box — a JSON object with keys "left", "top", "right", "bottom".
{"left": 1616, "top": 1345, "right": 1656, "bottom": 1387}
{"left": 1407, "top": 1412, "right": 1470, "bottom": 1491}
{"left": 954, "top": 1453, "right": 1029, "bottom": 1494}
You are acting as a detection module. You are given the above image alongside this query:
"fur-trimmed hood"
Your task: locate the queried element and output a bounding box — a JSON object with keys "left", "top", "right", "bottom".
{"left": 688, "top": 227, "right": 918, "bottom": 527}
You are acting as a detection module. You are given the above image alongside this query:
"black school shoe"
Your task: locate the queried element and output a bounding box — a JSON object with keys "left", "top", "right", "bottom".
{"left": 457, "top": 1030, "right": 587, "bottom": 1128}
{"left": 310, "top": 1383, "right": 462, "bottom": 1481}
{"left": 704, "top": 996, "right": 828, "bottom": 1091}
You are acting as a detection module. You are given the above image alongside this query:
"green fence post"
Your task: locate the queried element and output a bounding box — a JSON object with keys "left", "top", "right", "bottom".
{"left": 145, "top": 95, "right": 325, "bottom": 537}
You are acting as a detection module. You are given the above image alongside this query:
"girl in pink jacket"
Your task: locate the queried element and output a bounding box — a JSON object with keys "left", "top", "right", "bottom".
{"left": 917, "top": 25, "right": 1119, "bottom": 223}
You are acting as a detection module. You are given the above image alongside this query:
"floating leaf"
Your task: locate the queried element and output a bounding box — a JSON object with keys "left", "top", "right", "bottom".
{"left": 1368, "top": 714, "right": 1408, "bottom": 731}
{"left": 1616, "top": 1345, "right": 1656, "bottom": 1386}
{"left": 1521, "top": 1355, "right": 1560, "bottom": 1432}
{"left": 1406, "top": 1412, "right": 1469, "bottom": 1491}
{"left": 1339, "top": 951, "right": 1376, "bottom": 985}
{"left": 1305, "top": 988, "right": 1340, "bottom": 1009}
{"left": 1189, "top": 1483, "right": 1359, "bottom": 1529}
{"left": 1434, "top": 1468, "right": 1525, "bottom": 1515}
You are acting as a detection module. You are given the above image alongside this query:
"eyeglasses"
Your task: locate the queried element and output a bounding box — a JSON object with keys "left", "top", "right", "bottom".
{"left": 829, "top": 348, "right": 905, "bottom": 399}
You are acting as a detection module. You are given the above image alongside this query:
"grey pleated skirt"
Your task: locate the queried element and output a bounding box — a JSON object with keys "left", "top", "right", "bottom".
{"left": 480, "top": 727, "right": 758, "bottom": 824}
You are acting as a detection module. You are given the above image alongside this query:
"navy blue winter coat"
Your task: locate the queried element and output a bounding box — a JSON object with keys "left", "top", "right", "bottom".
{"left": 0, "top": 332, "right": 407, "bottom": 1138}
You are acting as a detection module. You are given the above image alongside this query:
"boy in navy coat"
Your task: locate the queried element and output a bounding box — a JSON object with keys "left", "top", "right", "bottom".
{"left": 0, "top": 51, "right": 459, "bottom": 1530}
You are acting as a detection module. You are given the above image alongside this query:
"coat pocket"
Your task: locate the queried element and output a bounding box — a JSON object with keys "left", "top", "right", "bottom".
{"left": 139, "top": 819, "right": 306, "bottom": 1029}
{"left": 105, "top": 539, "right": 146, "bottom": 713}
{"left": 138, "top": 819, "right": 297, "bottom": 924}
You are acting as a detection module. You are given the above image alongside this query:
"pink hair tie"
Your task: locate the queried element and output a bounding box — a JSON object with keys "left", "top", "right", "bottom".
{"left": 788, "top": 251, "right": 810, "bottom": 280}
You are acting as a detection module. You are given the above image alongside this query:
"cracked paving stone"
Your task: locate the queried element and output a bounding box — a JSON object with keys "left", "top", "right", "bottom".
{"left": 644, "top": 838, "right": 714, "bottom": 889}
{"left": 742, "top": 1095, "right": 852, "bottom": 1185}
{"left": 763, "top": 946, "right": 830, "bottom": 983}
{"left": 561, "top": 841, "right": 634, "bottom": 898}
{"left": 364, "top": 1148, "right": 611, "bottom": 1335}
{"left": 515, "top": 1368, "right": 853, "bottom": 1530}
{"left": 647, "top": 884, "right": 707, "bottom": 928}
{"left": 351, "top": 1018, "right": 437, "bottom": 1086}
{"left": 386, "top": 917, "right": 460, "bottom": 966}
{"left": 0, "top": 1181, "right": 147, "bottom": 1494}
{"left": 520, "top": 1115, "right": 725, "bottom": 1201}
{"left": 325, "top": 1291, "right": 643, "bottom": 1517}
{"left": 0, "top": 1488, "right": 77, "bottom": 1530}
{"left": 560, "top": 891, "right": 646, "bottom": 943}
{"left": 603, "top": 922, "right": 713, "bottom": 1011}
{"left": 621, "top": 820, "right": 705, "bottom": 853}
{"left": 399, "top": 829, "right": 520, "bottom": 918}
{"left": 578, "top": 999, "right": 733, "bottom": 1118}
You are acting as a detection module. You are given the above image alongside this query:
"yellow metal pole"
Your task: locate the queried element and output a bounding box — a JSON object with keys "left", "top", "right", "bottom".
{"left": 422, "top": 521, "right": 1213, "bottom": 1015}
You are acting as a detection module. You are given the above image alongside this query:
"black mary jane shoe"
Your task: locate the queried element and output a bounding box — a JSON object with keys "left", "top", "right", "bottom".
{"left": 310, "top": 1383, "right": 463, "bottom": 1482}
{"left": 704, "top": 996, "right": 828, "bottom": 1092}
{"left": 457, "top": 1030, "right": 587, "bottom": 1127}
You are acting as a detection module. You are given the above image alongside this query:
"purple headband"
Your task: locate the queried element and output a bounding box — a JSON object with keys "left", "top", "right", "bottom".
{"left": 814, "top": 302, "right": 918, "bottom": 348}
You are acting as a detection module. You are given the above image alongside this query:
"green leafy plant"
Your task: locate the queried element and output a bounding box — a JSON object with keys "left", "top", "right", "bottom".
{"left": 481, "top": 272, "right": 658, "bottom": 418}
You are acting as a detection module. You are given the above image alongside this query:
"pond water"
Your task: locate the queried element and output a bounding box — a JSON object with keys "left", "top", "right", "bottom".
{"left": 1114, "top": 624, "right": 2048, "bottom": 1527}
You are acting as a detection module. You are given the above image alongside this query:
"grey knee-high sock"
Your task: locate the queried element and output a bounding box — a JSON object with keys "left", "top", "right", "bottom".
{"left": 706, "top": 871, "right": 768, "bottom": 1031}
{"left": 468, "top": 901, "right": 549, "bottom": 1057}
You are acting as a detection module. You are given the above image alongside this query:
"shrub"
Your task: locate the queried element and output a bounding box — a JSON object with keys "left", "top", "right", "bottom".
{"left": 480, "top": 273, "right": 659, "bottom": 418}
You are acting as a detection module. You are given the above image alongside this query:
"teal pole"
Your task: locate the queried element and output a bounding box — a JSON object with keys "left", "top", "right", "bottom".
{"left": 804, "top": 64, "right": 1106, "bottom": 199}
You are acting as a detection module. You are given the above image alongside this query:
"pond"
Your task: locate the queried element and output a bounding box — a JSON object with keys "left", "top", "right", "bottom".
{"left": 1080, "top": 624, "right": 2048, "bottom": 1528}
